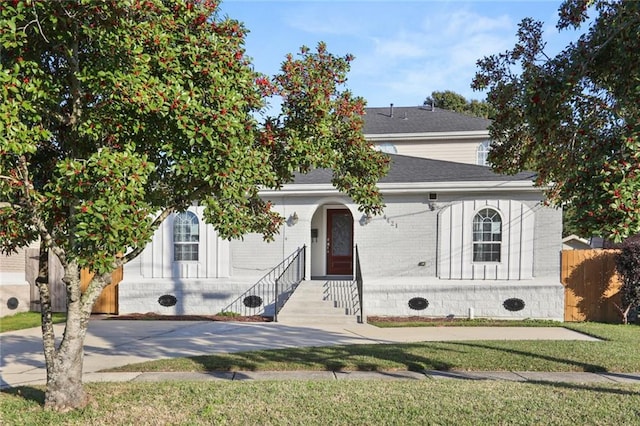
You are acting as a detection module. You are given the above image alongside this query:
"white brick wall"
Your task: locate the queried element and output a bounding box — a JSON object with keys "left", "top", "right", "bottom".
{"left": 1, "top": 246, "right": 33, "bottom": 315}
{"left": 118, "top": 191, "right": 563, "bottom": 319}
{"left": 118, "top": 278, "right": 263, "bottom": 315}
{"left": 363, "top": 277, "right": 564, "bottom": 320}
{"left": 357, "top": 194, "right": 437, "bottom": 277}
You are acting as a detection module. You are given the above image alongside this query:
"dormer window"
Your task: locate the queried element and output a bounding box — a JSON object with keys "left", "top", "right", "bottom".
{"left": 477, "top": 140, "right": 490, "bottom": 166}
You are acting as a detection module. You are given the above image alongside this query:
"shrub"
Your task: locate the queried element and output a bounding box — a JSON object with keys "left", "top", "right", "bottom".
{"left": 215, "top": 311, "right": 241, "bottom": 317}
{"left": 614, "top": 240, "right": 640, "bottom": 324}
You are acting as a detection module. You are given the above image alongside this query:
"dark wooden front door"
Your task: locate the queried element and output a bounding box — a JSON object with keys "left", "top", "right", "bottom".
{"left": 327, "top": 209, "right": 353, "bottom": 275}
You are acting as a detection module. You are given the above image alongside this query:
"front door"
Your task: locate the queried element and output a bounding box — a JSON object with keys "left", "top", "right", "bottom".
{"left": 327, "top": 209, "right": 353, "bottom": 275}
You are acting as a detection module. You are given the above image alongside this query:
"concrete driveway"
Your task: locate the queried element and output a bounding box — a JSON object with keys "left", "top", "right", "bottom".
{"left": 0, "top": 318, "right": 600, "bottom": 389}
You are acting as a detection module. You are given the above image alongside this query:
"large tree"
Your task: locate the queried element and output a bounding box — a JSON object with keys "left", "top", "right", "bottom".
{"left": 0, "top": 0, "right": 387, "bottom": 411}
{"left": 424, "top": 90, "right": 494, "bottom": 118}
{"left": 472, "top": 0, "right": 640, "bottom": 241}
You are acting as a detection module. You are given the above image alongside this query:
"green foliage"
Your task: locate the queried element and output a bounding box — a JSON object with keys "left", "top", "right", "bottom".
{"left": 473, "top": 0, "right": 640, "bottom": 242}
{"left": 0, "top": 0, "right": 387, "bottom": 272}
{"left": 615, "top": 240, "right": 640, "bottom": 322}
{"left": 0, "top": 1, "right": 387, "bottom": 407}
{"left": 42, "top": 146, "right": 155, "bottom": 273}
{"left": 424, "top": 90, "right": 495, "bottom": 118}
{"left": 215, "top": 311, "right": 241, "bottom": 317}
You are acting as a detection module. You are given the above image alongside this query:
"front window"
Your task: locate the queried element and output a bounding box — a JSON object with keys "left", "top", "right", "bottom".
{"left": 473, "top": 208, "right": 501, "bottom": 262}
{"left": 174, "top": 211, "right": 199, "bottom": 261}
{"left": 477, "top": 140, "right": 490, "bottom": 166}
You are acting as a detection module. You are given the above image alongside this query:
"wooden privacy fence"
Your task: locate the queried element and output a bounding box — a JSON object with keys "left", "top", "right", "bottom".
{"left": 561, "top": 249, "right": 623, "bottom": 323}
{"left": 80, "top": 267, "right": 122, "bottom": 314}
{"left": 26, "top": 248, "right": 122, "bottom": 314}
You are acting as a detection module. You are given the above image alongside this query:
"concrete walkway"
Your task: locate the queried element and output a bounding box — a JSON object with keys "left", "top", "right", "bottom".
{"left": 2, "top": 318, "right": 638, "bottom": 389}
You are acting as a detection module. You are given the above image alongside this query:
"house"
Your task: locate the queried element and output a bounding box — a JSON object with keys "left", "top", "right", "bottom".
{"left": 562, "top": 235, "right": 593, "bottom": 250}
{"left": 364, "top": 105, "right": 492, "bottom": 166}
{"left": 0, "top": 243, "right": 36, "bottom": 316}
{"left": 0, "top": 241, "right": 69, "bottom": 316}
{"left": 1, "top": 106, "right": 564, "bottom": 320}
{"left": 119, "top": 154, "right": 564, "bottom": 320}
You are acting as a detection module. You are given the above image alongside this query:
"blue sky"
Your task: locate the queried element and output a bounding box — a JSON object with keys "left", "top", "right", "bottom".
{"left": 219, "top": 0, "right": 588, "bottom": 109}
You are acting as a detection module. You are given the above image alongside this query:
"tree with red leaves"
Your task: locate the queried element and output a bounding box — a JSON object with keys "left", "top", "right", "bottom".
{"left": 473, "top": 0, "right": 640, "bottom": 242}
{"left": 0, "top": 0, "right": 387, "bottom": 411}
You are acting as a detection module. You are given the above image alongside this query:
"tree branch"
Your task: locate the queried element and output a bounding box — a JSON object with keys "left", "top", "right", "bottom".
{"left": 120, "top": 206, "right": 176, "bottom": 265}
{"left": 16, "top": 155, "right": 68, "bottom": 268}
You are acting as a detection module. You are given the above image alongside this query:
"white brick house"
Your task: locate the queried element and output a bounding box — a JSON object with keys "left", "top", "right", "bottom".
{"left": 120, "top": 154, "right": 564, "bottom": 320}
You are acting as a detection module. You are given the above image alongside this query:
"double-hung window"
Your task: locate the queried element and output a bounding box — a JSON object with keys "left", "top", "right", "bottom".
{"left": 174, "top": 211, "right": 199, "bottom": 261}
{"left": 472, "top": 208, "right": 501, "bottom": 262}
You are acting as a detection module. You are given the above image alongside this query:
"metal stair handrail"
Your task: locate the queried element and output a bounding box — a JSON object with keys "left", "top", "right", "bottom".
{"left": 355, "top": 244, "right": 364, "bottom": 323}
{"left": 221, "top": 246, "right": 306, "bottom": 319}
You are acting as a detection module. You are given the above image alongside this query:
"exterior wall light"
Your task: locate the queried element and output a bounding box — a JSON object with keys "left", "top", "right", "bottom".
{"left": 360, "top": 213, "right": 373, "bottom": 225}
{"left": 289, "top": 212, "right": 299, "bottom": 226}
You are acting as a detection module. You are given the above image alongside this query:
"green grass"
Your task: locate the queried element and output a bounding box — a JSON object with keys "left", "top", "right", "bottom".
{"left": 0, "top": 312, "right": 66, "bottom": 333}
{"left": 2, "top": 380, "right": 639, "bottom": 425}
{"left": 2, "top": 321, "right": 639, "bottom": 423}
{"left": 107, "top": 322, "right": 640, "bottom": 374}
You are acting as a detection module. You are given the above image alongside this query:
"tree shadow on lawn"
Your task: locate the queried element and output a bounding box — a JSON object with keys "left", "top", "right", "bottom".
{"left": 526, "top": 380, "right": 640, "bottom": 397}
{"left": 181, "top": 336, "right": 612, "bottom": 374}
{"left": 447, "top": 341, "right": 606, "bottom": 372}
{"left": 1, "top": 386, "right": 45, "bottom": 405}
{"left": 185, "top": 342, "right": 464, "bottom": 373}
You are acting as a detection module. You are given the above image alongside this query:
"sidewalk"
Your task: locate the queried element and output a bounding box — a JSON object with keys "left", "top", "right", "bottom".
{"left": 2, "top": 319, "right": 637, "bottom": 389}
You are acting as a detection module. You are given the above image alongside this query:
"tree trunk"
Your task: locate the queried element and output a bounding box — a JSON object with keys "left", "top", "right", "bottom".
{"left": 43, "top": 335, "right": 90, "bottom": 412}
{"left": 40, "top": 258, "right": 99, "bottom": 411}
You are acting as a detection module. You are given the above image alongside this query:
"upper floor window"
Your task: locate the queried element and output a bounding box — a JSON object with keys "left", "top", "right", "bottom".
{"left": 477, "top": 140, "right": 490, "bottom": 166}
{"left": 473, "top": 208, "right": 501, "bottom": 262}
{"left": 174, "top": 211, "right": 199, "bottom": 261}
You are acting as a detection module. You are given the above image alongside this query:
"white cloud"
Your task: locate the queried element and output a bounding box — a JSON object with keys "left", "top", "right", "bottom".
{"left": 345, "top": 6, "right": 521, "bottom": 106}
{"left": 227, "top": 1, "right": 582, "bottom": 108}
{"left": 282, "top": 4, "right": 365, "bottom": 36}
{"left": 442, "top": 10, "right": 513, "bottom": 38}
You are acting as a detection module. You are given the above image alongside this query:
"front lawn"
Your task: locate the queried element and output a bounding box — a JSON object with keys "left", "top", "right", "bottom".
{"left": 2, "top": 380, "right": 639, "bottom": 425}
{"left": 107, "top": 322, "right": 640, "bottom": 373}
{"left": 0, "top": 312, "right": 66, "bottom": 333}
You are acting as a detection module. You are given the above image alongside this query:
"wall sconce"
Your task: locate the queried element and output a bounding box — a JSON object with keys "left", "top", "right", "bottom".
{"left": 360, "top": 213, "right": 373, "bottom": 225}
{"left": 288, "top": 211, "right": 299, "bottom": 226}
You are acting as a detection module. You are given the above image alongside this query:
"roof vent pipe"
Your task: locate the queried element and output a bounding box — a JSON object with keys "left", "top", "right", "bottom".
{"left": 390, "top": 103, "right": 394, "bottom": 117}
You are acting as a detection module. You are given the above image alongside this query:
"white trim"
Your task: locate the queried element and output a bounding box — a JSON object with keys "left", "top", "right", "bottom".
{"left": 365, "top": 130, "right": 489, "bottom": 142}
{"left": 472, "top": 206, "right": 503, "bottom": 264}
{"left": 260, "top": 180, "right": 541, "bottom": 197}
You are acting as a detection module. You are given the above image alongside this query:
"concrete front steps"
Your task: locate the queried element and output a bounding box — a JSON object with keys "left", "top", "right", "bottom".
{"left": 276, "top": 279, "right": 360, "bottom": 325}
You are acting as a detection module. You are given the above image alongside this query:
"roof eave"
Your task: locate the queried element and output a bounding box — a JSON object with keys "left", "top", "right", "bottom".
{"left": 260, "top": 180, "right": 542, "bottom": 196}
{"left": 365, "top": 130, "right": 489, "bottom": 141}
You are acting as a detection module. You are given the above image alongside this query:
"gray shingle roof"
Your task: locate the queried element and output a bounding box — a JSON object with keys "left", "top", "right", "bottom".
{"left": 293, "top": 154, "right": 536, "bottom": 185}
{"left": 363, "top": 106, "right": 491, "bottom": 134}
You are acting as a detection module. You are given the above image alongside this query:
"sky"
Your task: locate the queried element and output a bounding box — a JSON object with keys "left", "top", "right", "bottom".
{"left": 219, "top": 0, "right": 589, "bottom": 109}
